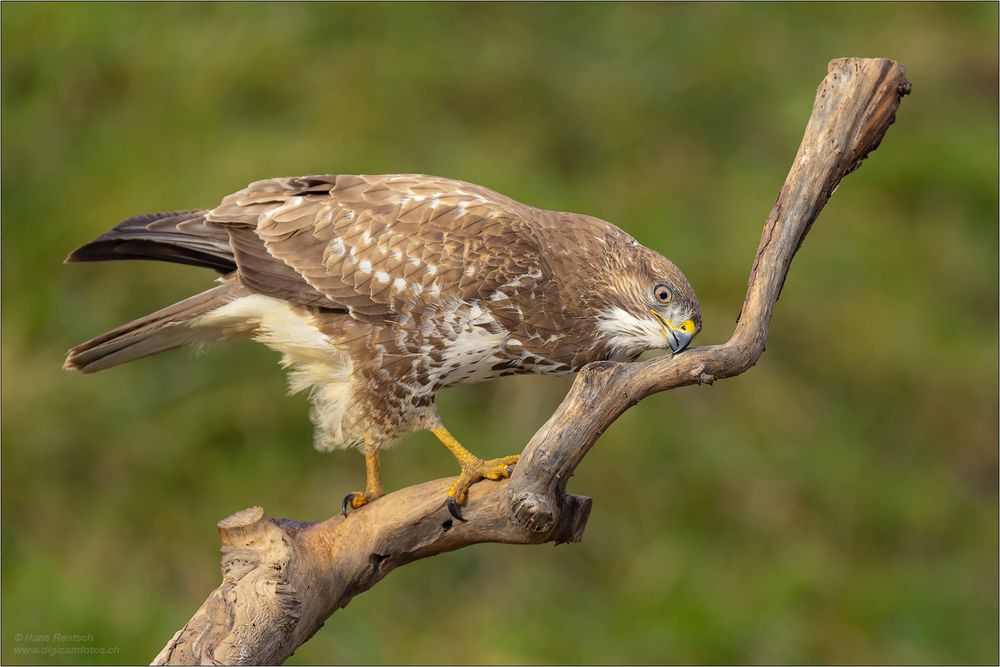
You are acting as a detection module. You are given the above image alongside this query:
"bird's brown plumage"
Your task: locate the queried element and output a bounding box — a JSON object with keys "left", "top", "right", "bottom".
{"left": 66, "top": 173, "right": 701, "bottom": 458}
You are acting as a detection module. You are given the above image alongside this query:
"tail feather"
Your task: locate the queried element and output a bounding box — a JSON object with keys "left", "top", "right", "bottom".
{"left": 65, "top": 283, "right": 248, "bottom": 373}
{"left": 66, "top": 210, "right": 236, "bottom": 273}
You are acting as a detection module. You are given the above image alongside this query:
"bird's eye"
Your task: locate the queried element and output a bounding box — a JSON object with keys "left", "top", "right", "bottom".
{"left": 653, "top": 284, "right": 672, "bottom": 304}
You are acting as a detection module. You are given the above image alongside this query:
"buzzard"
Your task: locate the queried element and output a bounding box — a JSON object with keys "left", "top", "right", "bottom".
{"left": 65, "top": 174, "right": 701, "bottom": 519}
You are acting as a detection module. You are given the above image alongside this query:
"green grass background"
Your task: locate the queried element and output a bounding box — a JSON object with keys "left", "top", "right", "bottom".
{"left": 2, "top": 3, "right": 997, "bottom": 664}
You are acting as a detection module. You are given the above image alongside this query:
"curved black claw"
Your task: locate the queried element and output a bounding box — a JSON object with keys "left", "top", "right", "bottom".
{"left": 342, "top": 492, "right": 358, "bottom": 517}
{"left": 446, "top": 497, "right": 467, "bottom": 522}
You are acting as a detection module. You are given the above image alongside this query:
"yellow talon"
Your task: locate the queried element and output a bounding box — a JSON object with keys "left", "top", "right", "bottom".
{"left": 434, "top": 426, "right": 518, "bottom": 520}
{"left": 342, "top": 439, "right": 383, "bottom": 517}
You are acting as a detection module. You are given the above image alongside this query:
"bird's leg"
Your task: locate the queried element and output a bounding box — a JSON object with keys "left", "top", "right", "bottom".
{"left": 432, "top": 425, "right": 519, "bottom": 521}
{"left": 342, "top": 438, "right": 383, "bottom": 515}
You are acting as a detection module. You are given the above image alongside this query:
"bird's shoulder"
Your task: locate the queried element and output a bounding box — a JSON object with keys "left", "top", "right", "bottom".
{"left": 209, "top": 173, "right": 531, "bottom": 231}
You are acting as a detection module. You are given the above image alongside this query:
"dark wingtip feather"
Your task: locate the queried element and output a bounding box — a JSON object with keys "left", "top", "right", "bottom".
{"left": 64, "top": 210, "right": 236, "bottom": 273}
{"left": 64, "top": 238, "right": 236, "bottom": 272}
{"left": 64, "top": 244, "right": 99, "bottom": 264}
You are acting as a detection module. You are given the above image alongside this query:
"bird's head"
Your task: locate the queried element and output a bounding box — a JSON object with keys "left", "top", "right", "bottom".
{"left": 594, "top": 240, "right": 701, "bottom": 360}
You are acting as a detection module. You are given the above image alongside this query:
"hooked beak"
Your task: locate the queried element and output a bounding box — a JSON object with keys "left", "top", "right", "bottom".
{"left": 651, "top": 310, "right": 696, "bottom": 354}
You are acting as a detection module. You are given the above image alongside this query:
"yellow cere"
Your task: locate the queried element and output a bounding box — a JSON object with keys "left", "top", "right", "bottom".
{"left": 651, "top": 310, "right": 697, "bottom": 335}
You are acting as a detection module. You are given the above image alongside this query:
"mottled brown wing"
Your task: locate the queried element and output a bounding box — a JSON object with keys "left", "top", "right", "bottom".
{"left": 206, "top": 174, "right": 552, "bottom": 322}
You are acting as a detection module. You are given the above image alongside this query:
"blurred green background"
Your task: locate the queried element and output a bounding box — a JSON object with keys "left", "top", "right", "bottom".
{"left": 2, "top": 3, "right": 997, "bottom": 665}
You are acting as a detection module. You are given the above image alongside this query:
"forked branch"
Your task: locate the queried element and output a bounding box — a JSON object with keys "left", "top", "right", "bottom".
{"left": 153, "top": 58, "right": 910, "bottom": 666}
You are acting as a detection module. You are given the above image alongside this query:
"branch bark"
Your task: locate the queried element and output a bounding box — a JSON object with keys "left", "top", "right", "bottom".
{"left": 153, "top": 58, "right": 911, "bottom": 666}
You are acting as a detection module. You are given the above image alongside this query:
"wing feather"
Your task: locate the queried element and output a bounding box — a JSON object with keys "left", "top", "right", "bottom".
{"left": 206, "top": 174, "right": 553, "bottom": 324}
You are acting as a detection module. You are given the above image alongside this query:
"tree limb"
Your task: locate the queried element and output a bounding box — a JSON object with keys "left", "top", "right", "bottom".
{"left": 153, "top": 57, "right": 911, "bottom": 666}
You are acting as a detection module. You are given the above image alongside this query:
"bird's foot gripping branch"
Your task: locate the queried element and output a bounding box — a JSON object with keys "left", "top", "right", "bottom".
{"left": 153, "top": 58, "right": 910, "bottom": 665}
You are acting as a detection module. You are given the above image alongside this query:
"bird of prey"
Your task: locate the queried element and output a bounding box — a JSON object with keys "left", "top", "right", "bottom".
{"left": 65, "top": 174, "right": 701, "bottom": 519}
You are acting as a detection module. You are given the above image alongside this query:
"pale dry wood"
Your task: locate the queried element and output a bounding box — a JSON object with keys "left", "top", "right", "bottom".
{"left": 153, "top": 57, "right": 910, "bottom": 666}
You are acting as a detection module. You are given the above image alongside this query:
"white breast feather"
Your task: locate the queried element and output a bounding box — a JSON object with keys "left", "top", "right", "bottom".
{"left": 431, "top": 302, "right": 510, "bottom": 388}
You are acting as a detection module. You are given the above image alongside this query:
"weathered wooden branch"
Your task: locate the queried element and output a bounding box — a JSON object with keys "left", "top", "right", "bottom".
{"left": 153, "top": 58, "right": 910, "bottom": 666}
